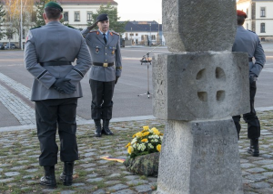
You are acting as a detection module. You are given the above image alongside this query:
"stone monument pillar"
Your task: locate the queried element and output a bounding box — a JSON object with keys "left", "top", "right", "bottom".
{"left": 153, "top": 0, "right": 249, "bottom": 193}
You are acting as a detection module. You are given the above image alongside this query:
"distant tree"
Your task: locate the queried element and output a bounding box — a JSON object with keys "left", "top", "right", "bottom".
{"left": 0, "top": 3, "right": 5, "bottom": 40}
{"left": 34, "top": 0, "right": 56, "bottom": 27}
{"left": 4, "top": 0, "right": 34, "bottom": 48}
{"left": 91, "top": 3, "right": 127, "bottom": 34}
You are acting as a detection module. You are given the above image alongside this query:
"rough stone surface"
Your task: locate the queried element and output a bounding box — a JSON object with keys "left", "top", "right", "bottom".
{"left": 153, "top": 52, "right": 249, "bottom": 120}
{"left": 162, "top": 0, "right": 236, "bottom": 52}
{"left": 155, "top": 119, "right": 243, "bottom": 194}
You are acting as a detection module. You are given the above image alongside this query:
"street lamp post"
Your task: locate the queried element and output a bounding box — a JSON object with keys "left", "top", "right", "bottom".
{"left": 20, "top": 0, "right": 23, "bottom": 50}
{"left": 149, "top": 23, "right": 151, "bottom": 46}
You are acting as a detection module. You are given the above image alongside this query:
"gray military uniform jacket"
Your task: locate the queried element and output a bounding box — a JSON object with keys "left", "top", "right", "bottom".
{"left": 82, "top": 28, "right": 122, "bottom": 82}
{"left": 232, "top": 26, "right": 266, "bottom": 77}
{"left": 24, "top": 21, "right": 92, "bottom": 101}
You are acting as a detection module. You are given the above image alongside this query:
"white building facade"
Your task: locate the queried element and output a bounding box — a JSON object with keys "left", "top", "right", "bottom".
{"left": 0, "top": 0, "right": 117, "bottom": 45}
{"left": 237, "top": 0, "right": 273, "bottom": 41}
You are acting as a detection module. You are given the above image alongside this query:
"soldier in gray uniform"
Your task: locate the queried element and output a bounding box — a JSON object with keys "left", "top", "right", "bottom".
{"left": 82, "top": 13, "right": 122, "bottom": 137}
{"left": 232, "top": 10, "right": 266, "bottom": 157}
{"left": 24, "top": 2, "right": 92, "bottom": 187}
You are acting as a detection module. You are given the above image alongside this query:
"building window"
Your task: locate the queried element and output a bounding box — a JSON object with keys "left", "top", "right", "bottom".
{"left": 87, "top": 11, "right": 92, "bottom": 22}
{"left": 23, "top": 29, "right": 25, "bottom": 39}
{"left": 74, "top": 11, "right": 80, "bottom": 22}
{"left": 135, "top": 33, "right": 138, "bottom": 36}
{"left": 260, "top": 23, "right": 265, "bottom": 33}
{"left": 151, "top": 35, "right": 156, "bottom": 40}
{"left": 141, "top": 35, "right": 144, "bottom": 40}
{"left": 261, "top": 7, "right": 266, "bottom": 17}
{"left": 64, "top": 12, "right": 69, "bottom": 22}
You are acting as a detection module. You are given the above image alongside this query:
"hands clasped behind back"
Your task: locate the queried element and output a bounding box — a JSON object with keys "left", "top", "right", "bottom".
{"left": 52, "top": 78, "right": 76, "bottom": 94}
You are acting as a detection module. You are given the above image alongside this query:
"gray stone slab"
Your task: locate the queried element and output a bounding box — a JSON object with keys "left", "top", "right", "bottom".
{"left": 246, "top": 168, "right": 266, "bottom": 173}
{"left": 108, "top": 184, "right": 128, "bottom": 191}
{"left": 60, "top": 191, "right": 76, "bottom": 194}
{"left": 134, "top": 184, "right": 152, "bottom": 193}
{"left": 5, "top": 172, "right": 20, "bottom": 177}
{"left": 86, "top": 177, "right": 103, "bottom": 183}
{"left": 153, "top": 52, "right": 249, "bottom": 120}
{"left": 249, "top": 182, "right": 271, "bottom": 189}
{"left": 112, "top": 189, "right": 136, "bottom": 194}
{"left": 156, "top": 119, "right": 243, "bottom": 194}
{"left": 92, "top": 189, "right": 106, "bottom": 194}
{"left": 0, "top": 178, "right": 14, "bottom": 183}
{"left": 162, "top": 0, "right": 236, "bottom": 52}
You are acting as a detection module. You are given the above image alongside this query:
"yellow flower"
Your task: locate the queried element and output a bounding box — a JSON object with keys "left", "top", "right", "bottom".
{"left": 151, "top": 127, "right": 160, "bottom": 134}
{"left": 160, "top": 133, "right": 164, "bottom": 136}
{"left": 141, "top": 139, "right": 148, "bottom": 143}
{"left": 125, "top": 142, "right": 131, "bottom": 148}
{"left": 128, "top": 146, "right": 134, "bottom": 154}
{"left": 143, "top": 126, "right": 149, "bottom": 131}
{"left": 142, "top": 132, "right": 150, "bottom": 136}
{"left": 156, "top": 144, "right": 161, "bottom": 152}
{"left": 135, "top": 132, "right": 142, "bottom": 138}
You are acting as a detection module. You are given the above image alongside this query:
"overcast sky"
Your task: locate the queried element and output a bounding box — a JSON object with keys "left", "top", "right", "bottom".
{"left": 114, "top": 0, "right": 162, "bottom": 23}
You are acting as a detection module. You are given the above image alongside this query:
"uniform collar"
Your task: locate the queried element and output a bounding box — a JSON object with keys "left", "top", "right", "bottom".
{"left": 98, "top": 30, "right": 109, "bottom": 36}
{"left": 46, "top": 21, "right": 62, "bottom": 26}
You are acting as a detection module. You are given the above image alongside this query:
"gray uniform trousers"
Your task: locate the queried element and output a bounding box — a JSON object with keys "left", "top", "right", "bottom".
{"left": 232, "top": 81, "right": 260, "bottom": 139}
{"left": 90, "top": 79, "right": 115, "bottom": 120}
{"left": 35, "top": 98, "right": 78, "bottom": 166}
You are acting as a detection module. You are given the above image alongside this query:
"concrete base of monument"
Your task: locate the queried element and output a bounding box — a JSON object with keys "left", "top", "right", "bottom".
{"left": 154, "top": 118, "right": 243, "bottom": 194}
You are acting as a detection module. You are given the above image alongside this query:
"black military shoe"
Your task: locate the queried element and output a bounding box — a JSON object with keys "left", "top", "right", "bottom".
{"left": 247, "top": 139, "right": 259, "bottom": 157}
{"left": 60, "top": 162, "right": 74, "bottom": 186}
{"left": 102, "top": 119, "right": 114, "bottom": 135}
{"left": 94, "top": 119, "right": 102, "bottom": 137}
{"left": 40, "top": 166, "right": 56, "bottom": 188}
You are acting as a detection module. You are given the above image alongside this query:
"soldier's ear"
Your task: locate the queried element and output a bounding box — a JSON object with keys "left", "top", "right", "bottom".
{"left": 59, "top": 14, "right": 63, "bottom": 21}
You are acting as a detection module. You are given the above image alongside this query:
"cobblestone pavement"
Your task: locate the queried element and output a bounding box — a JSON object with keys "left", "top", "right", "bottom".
{"left": 1, "top": 111, "right": 273, "bottom": 193}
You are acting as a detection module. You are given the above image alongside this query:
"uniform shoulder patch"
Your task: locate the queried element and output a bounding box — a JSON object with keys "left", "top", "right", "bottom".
{"left": 111, "top": 31, "right": 119, "bottom": 36}
{"left": 66, "top": 24, "right": 76, "bottom": 29}
{"left": 248, "top": 29, "right": 256, "bottom": 34}
{"left": 30, "top": 26, "right": 41, "bottom": 30}
{"left": 89, "top": 30, "right": 98, "bottom": 33}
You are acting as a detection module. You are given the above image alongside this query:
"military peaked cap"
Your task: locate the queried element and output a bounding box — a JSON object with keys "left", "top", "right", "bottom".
{"left": 237, "top": 10, "right": 247, "bottom": 18}
{"left": 96, "top": 13, "right": 109, "bottom": 22}
{"left": 45, "top": 1, "right": 63, "bottom": 12}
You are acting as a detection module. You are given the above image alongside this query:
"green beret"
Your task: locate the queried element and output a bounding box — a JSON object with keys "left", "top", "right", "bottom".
{"left": 45, "top": 2, "right": 63, "bottom": 12}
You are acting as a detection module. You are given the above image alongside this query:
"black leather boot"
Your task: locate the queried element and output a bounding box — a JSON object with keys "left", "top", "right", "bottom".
{"left": 247, "top": 139, "right": 254, "bottom": 154}
{"left": 60, "top": 162, "right": 74, "bottom": 186}
{"left": 247, "top": 139, "right": 259, "bottom": 157}
{"left": 94, "top": 119, "right": 102, "bottom": 137}
{"left": 40, "top": 166, "right": 56, "bottom": 188}
{"left": 102, "top": 119, "right": 114, "bottom": 135}
{"left": 252, "top": 138, "right": 259, "bottom": 157}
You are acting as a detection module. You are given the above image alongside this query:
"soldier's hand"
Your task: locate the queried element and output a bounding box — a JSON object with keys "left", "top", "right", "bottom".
{"left": 115, "top": 76, "right": 119, "bottom": 84}
{"left": 249, "top": 75, "right": 257, "bottom": 85}
{"left": 88, "top": 21, "right": 99, "bottom": 31}
{"left": 53, "top": 78, "right": 76, "bottom": 94}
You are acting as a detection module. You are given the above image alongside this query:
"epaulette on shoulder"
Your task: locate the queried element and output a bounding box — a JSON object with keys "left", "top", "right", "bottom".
{"left": 66, "top": 25, "right": 76, "bottom": 29}
{"left": 111, "top": 31, "right": 119, "bottom": 36}
{"left": 89, "top": 30, "right": 98, "bottom": 34}
{"left": 30, "top": 26, "right": 41, "bottom": 30}
{"left": 248, "top": 29, "right": 256, "bottom": 34}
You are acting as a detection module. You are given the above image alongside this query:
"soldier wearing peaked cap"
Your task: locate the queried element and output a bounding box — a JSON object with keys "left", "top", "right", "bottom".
{"left": 232, "top": 10, "right": 266, "bottom": 157}
{"left": 24, "top": 1, "right": 92, "bottom": 188}
{"left": 82, "top": 13, "right": 122, "bottom": 137}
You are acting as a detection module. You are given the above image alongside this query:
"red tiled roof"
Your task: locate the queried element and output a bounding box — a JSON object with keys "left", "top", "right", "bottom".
{"left": 58, "top": 0, "right": 117, "bottom": 4}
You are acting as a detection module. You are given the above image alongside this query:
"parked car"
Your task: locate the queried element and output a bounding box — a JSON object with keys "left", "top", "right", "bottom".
{"left": 5, "top": 43, "right": 17, "bottom": 49}
{"left": 0, "top": 43, "right": 4, "bottom": 50}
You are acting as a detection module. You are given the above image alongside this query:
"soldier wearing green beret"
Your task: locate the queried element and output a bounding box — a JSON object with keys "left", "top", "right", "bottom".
{"left": 24, "top": 1, "right": 92, "bottom": 188}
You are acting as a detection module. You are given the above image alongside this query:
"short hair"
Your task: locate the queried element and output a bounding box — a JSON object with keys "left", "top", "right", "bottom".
{"left": 45, "top": 7, "right": 61, "bottom": 20}
{"left": 237, "top": 16, "right": 245, "bottom": 26}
